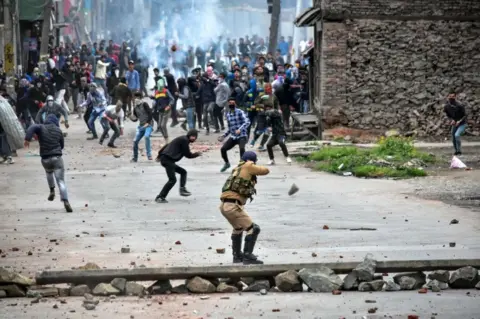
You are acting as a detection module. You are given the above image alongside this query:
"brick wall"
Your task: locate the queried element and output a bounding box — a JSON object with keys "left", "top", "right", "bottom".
{"left": 314, "top": 0, "right": 480, "bottom": 18}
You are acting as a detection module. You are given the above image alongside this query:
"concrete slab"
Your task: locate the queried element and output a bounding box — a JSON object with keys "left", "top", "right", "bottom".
{"left": 0, "top": 119, "right": 479, "bottom": 279}
{"left": 0, "top": 290, "right": 478, "bottom": 319}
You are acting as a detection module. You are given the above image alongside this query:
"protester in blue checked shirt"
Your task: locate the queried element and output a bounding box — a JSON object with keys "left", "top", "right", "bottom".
{"left": 217, "top": 96, "right": 250, "bottom": 172}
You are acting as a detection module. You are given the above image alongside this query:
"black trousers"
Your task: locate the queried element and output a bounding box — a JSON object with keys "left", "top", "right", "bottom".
{"left": 158, "top": 157, "right": 187, "bottom": 199}
{"left": 214, "top": 105, "right": 225, "bottom": 130}
{"left": 246, "top": 111, "right": 257, "bottom": 139}
{"left": 221, "top": 137, "right": 247, "bottom": 164}
{"left": 100, "top": 119, "right": 120, "bottom": 145}
{"left": 267, "top": 135, "right": 289, "bottom": 159}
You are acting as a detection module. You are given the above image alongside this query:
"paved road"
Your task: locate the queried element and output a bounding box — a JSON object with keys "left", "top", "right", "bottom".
{"left": 0, "top": 290, "right": 478, "bottom": 319}
{"left": 0, "top": 118, "right": 479, "bottom": 278}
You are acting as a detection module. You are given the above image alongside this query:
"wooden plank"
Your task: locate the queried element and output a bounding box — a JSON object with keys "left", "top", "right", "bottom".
{"left": 35, "top": 259, "right": 480, "bottom": 285}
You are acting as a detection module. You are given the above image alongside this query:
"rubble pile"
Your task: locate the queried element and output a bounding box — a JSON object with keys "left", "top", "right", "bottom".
{"left": 1, "top": 259, "right": 478, "bottom": 300}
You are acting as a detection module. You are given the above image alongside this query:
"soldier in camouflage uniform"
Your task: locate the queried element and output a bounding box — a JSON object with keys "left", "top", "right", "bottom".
{"left": 219, "top": 151, "right": 270, "bottom": 264}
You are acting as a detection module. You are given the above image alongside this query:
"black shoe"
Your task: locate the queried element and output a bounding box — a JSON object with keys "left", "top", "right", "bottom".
{"left": 179, "top": 187, "right": 191, "bottom": 197}
{"left": 155, "top": 197, "right": 168, "bottom": 203}
{"left": 99, "top": 139, "right": 104, "bottom": 145}
{"left": 170, "top": 121, "right": 179, "bottom": 128}
{"left": 205, "top": 129, "right": 210, "bottom": 136}
{"left": 454, "top": 151, "right": 462, "bottom": 156}
{"left": 107, "top": 143, "right": 117, "bottom": 148}
{"left": 86, "top": 130, "right": 92, "bottom": 134}
{"left": 63, "top": 201, "right": 73, "bottom": 213}
{"left": 130, "top": 158, "right": 138, "bottom": 163}
{"left": 48, "top": 191, "right": 55, "bottom": 201}
{"left": 231, "top": 234, "right": 243, "bottom": 263}
{"left": 243, "top": 253, "right": 263, "bottom": 265}
{"left": 155, "top": 128, "right": 161, "bottom": 133}
{"left": 180, "top": 122, "right": 187, "bottom": 131}
{"left": 214, "top": 129, "right": 220, "bottom": 133}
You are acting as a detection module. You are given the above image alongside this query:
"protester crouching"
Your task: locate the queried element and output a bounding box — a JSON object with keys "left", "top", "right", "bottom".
{"left": 444, "top": 91, "right": 467, "bottom": 155}
{"left": 100, "top": 103, "right": 124, "bottom": 148}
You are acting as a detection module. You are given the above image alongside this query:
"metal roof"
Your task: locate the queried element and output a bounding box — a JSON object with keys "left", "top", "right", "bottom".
{"left": 294, "top": 7, "right": 322, "bottom": 27}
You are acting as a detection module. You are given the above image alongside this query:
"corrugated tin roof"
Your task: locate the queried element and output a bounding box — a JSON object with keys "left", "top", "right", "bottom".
{"left": 294, "top": 7, "right": 321, "bottom": 27}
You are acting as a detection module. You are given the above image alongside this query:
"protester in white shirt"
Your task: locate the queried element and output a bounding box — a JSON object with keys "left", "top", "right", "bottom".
{"left": 99, "top": 103, "right": 124, "bottom": 148}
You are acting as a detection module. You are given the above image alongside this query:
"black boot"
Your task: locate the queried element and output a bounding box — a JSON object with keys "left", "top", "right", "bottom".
{"left": 243, "top": 236, "right": 263, "bottom": 265}
{"left": 179, "top": 187, "right": 191, "bottom": 197}
{"left": 231, "top": 233, "right": 243, "bottom": 263}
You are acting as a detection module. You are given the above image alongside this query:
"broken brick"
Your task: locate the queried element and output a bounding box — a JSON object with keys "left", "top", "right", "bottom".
{"left": 175, "top": 241, "right": 181, "bottom": 245}
{"left": 323, "top": 225, "right": 329, "bottom": 230}
{"left": 418, "top": 288, "right": 428, "bottom": 294}
{"left": 332, "top": 290, "right": 342, "bottom": 295}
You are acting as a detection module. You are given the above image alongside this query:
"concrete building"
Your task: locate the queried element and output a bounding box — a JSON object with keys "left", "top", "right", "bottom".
{"left": 295, "top": 0, "right": 480, "bottom": 136}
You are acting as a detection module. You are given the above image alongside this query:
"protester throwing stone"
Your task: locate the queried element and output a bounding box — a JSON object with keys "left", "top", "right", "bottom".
{"left": 24, "top": 114, "right": 73, "bottom": 212}
{"left": 154, "top": 129, "right": 201, "bottom": 203}
{"left": 220, "top": 151, "right": 269, "bottom": 264}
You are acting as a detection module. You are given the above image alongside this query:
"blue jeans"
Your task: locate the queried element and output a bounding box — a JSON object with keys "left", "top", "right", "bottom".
{"left": 185, "top": 107, "right": 195, "bottom": 130}
{"left": 133, "top": 125, "right": 153, "bottom": 159}
{"left": 88, "top": 110, "right": 104, "bottom": 137}
{"left": 452, "top": 124, "right": 467, "bottom": 153}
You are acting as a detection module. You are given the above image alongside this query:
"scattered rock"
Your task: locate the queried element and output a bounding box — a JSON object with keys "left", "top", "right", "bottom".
{"left": 83, "top": 303, "right": 96, "bottom": 310}
{"left": 322, "top": 225, "right": 329, "bottom": 230}
{"left": 171, "top": 284, "right": 188, "bottom": 294}
{"left": 449, "top": 242, "right": 456, "bottom": 247}
{"left": 368, "top": 307, "right": 378, "bottom": 314}
{"left": 121, "top": 247, "right": 130, "bottom": 253}
{"left": 384, "top": 280, "right": 401, "bottom": 291}
{"left": 358, "top": 280, "right": 385, "bottom": 292}
{"left": 244, "top": 280, "right": 270, "bottom": 292}
{"left": 175, "top": 241, "right": 182, "bottom": 245}
{"left": 426, "top": 280, "right": 448, "bottom": 292}
{"left": 58, "top": 288, "right": 69, "bottom": 297}
{"left": 275, "top": 270, "right": 303, "bottom": 292}
{"left": 260, "top": 289, "right": 267, "bottom": 295}
{"left": 0, "top": 268, "right": 35, "bottom": 286}
{"left": 365, "top": 299, "right": 376, "bottom": 303}
{"left": 449, "top": 266, "right": 479, "bottom": 289}
{"left": 92, "top": 283, "right": 121, "bottom": 296}
{"left": 70, "top": 285, "right": 91, "bottom": 296}
{"left": 52, "top": 304, "right": 58, "bottom": 309}
{"left": 148, "top": 280, "right": 172, "bottom": 295}
{"left": 0, "top": 290, "right": 6, "bottom": 298}
{"left": 449, "top": 219, "right": 459, "bottom": 224}
{"left": 269, "top": 287, "right": 281, "bottom": 293}
{"left": 342, "top": 272, "right": 360, "bottom": 291}
{"left": 393, "top": 272, "right": 426, "bottom": 290}
{"left": 216, "top": 248, "right": 225, "bottom": 254}
{"left": 216, "top": 282, "right": 239, "bottom": 293}
{"left": 239, "top": 277, "right": 256, "bottom": 285}
{"left": 125, "top": 282, "right": 145, "bottom": 296}
{"left": 332, "top": 289, "right": 341, "bottom": 295}
{"left": 475, "top": 281, "right": 480, "bottom": 290}
{"left": 186, "top": 277, "right": 216, "bottom": 293}
{"left": 418, "top": 287, "right": 428, "bottom": 293}
{"left": 428, "top": 270, "right": 450, "bottom": 283}
{"left": 353, "top": 253, "right": 377, "bottom": 282}
{"left": 0, "top": 284, "right": 26, "bottom": 297}
{"left": 110, "top": 278, "right": 127, "bottom": 293}
{"left": 26, "top": 286, "right": 58, "bottom": 298}
{"left": 311, "top": 252, "right": 317, "bottom": 257}
{"left": 84, "top": 293, "right": 94, "bottom": 301}
{"left": 298, "top": 267, "right": 342, "bottom": 292}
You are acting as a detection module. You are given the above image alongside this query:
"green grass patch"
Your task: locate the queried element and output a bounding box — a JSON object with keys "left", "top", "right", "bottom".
{"left": 306, "top": 136, "right": 434, "bottom": 179}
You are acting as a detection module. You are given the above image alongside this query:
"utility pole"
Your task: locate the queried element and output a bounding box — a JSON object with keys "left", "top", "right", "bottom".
{"left": 268, "top": 0, "right": 281, "bottom": 54}
{"left": 40, "top": 0, "right": 53, "bottom": 58}
{"left": 3, "top": 0, "right": 17, "bottom": 76}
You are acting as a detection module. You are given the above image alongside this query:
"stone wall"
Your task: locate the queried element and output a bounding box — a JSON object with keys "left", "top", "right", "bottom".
{"left": 314, "top": 0, "right": 480, "bottom": 18}
{"left": 322, "top": 20, "right": 480, "bottom": 135}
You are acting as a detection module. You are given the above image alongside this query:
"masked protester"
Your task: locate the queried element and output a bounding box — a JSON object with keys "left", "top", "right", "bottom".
{"left": 154, "top": 129, "right": 201, "bottom": 203}
{"left": 130, "top": 91, "right": 154, "bottom": 162}
{"left": 99, "top": 103, "right": 124, "bottom": 148}
{"left": 250, "top": 83, "right": 278, "bottom": 150}
{"left": 24, "top": 114, "right": 73, "bottom": 213}
{"left": 151, "top": 79, "right": 174, "bottom": 142}
{"left": 36, "top": 95, "right": 70, "bottom": 130}
{"left": 213, "top": 72, "right": 230, "bottom": 132}
{"left": 218, "top": 97, "right": 250, "bottom": 172}
{"left": 79, "top": 83, "right": 107, "bottom": 140}
{"left": 264, "top": 101, "right": 292, "bottom": 165}
{"left": 444, "top": 90, "right": 467, "bottom": 155}
{"left": 177, "top": 78, "right": 196, "bottom": 131}
{"left": 220, "top": 151, "right": 269, "bottom": 264}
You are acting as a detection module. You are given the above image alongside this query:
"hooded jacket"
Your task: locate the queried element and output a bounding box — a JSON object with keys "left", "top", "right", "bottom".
{"left": 35, "top": 99, "right": 69, "bottom": 124}
{"left": 25, "top": 114, "right": 64, "bottom": 159}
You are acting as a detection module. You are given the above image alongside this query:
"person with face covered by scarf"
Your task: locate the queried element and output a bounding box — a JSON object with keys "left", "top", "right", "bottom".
{"left": 24, "top": 114, "right": 73, "bottom": 213}
{"left": 151, "top": 79, "right": 174, "bottom": 142}
{"left": 36, "top": 95, "right": 70, "bottom": 130}
{"left": 218, "top": 97, "right": 250, "bottom": 172}
{"left": 79, "top": 83, "right": 107, "bottom": 140}
{"left": 245, "top": 66, "right": 265, "bottom": 139}
{"left": 264, "top": 101, "right": 292, "bottom": 165}
{"left": 250, "top": 83, "right": 278, "bottom": 151}
{"left": 130, "top": 91, "right": 154, "bottom": 162}
{"left": 28, "top": 79, "right": 48, "bottom": 119}
{"left": 196, "top": 67, "right": 217, "bottom": 135}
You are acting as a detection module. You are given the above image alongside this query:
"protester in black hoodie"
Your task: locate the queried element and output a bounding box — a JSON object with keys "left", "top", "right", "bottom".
{"left": 154, "top": 129, "right": 201, "bottom": 203}
{"left": 24, "top": 114, "right": 73, "bottom": 213}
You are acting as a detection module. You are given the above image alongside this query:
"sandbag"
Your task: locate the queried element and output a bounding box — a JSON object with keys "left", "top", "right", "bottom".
{"left": 0, "top": 96, "right": 25, "bottom": 150}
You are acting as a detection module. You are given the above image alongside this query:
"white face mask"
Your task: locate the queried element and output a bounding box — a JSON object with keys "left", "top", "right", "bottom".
{"left": 114, "top": 70, "right": 119, "bottom": 77}
{"left": 47, "top": 101, "right": 53, "bottom": 107}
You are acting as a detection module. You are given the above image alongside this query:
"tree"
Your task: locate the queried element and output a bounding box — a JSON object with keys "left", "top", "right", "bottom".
{"left": 268, "top": 0, "right": 281, "bottom": 55}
